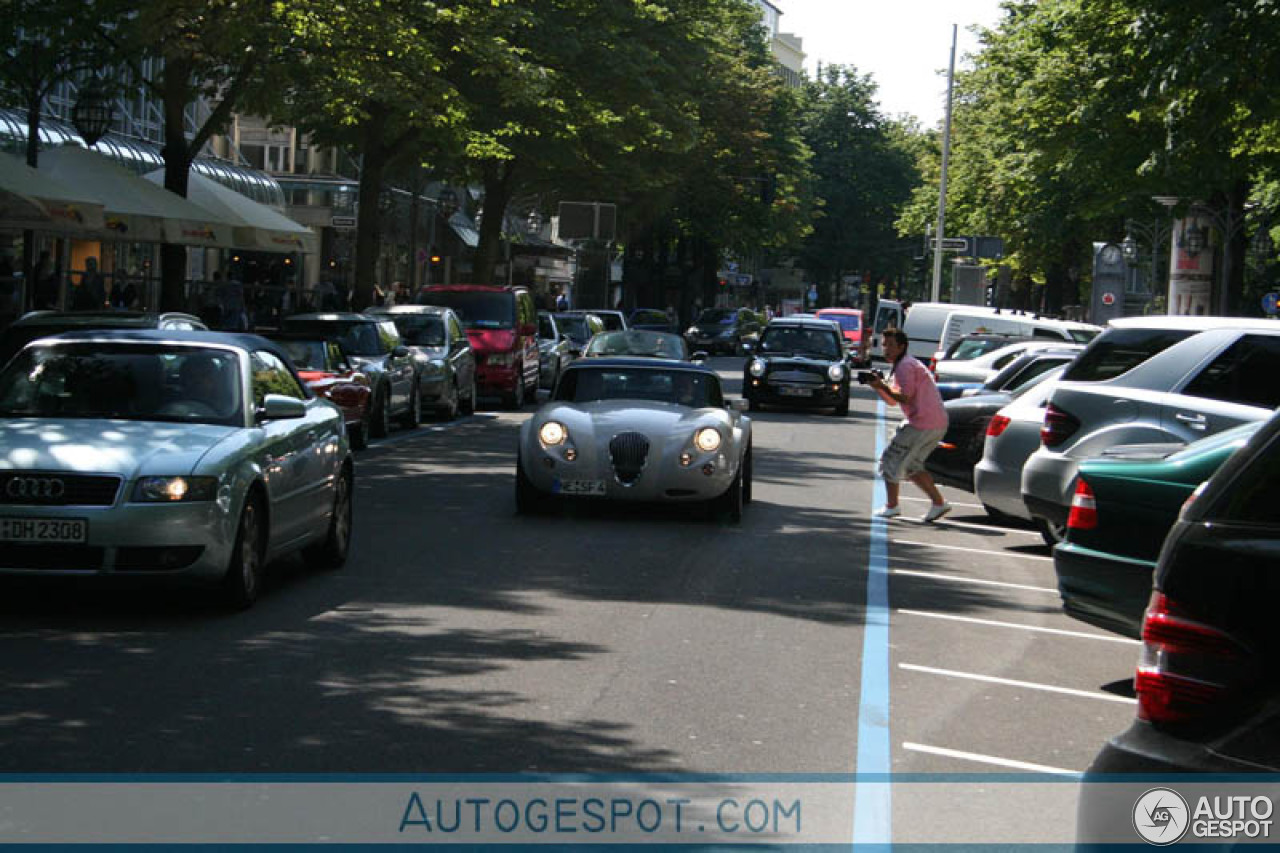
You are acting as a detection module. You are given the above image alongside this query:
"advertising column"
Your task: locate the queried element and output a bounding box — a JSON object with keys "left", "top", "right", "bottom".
{"left": 1168, "top": 215, "right": 1213, "bottom": 315}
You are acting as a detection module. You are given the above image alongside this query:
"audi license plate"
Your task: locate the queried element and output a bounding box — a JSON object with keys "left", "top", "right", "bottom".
{"left": 555, "top": 479, "right": 607, "bottom": 496}
{"left": 0, "top": 517, "right": 88, "bottom": 544}
{"left": 778, "top": 386, "right": 813, "bottom": 397}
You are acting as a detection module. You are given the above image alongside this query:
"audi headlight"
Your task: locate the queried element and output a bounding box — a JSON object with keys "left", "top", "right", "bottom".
{"left": 539, "top": 421, "right": 568, "bottom": 446}
{"left": 748, "top": 359, "right": 766, "bottom": 377}
{"left": 828, "top": 363, "right": 846, "bottom": 381}
{"left": 132, "top": 476, "right": 218, "bottom": 503}
{"left": 693, "top": 427, "right": 722, "bottom": 453}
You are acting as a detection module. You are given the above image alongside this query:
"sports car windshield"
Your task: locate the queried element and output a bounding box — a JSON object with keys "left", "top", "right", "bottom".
{"left": 759, "top": 327, "right": 841, "bottom": 358}
{"left": 555, "top": 367, "right": 723, "bottom": 408}
{"left": 584, "top": 330, "right": 687, "bottom": 360}
{"left": 0, "top": 343, "right": 244, "bottom": 426}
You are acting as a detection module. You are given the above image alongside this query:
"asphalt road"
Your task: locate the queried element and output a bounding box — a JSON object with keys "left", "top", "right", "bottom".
{"left": 0, "top": 357, "right": 1140, "bottom": 781}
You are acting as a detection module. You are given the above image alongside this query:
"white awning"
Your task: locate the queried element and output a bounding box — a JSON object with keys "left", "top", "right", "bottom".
{"left": 448, "top": 210, "right": 480, "bottom": 248}
{"left": 0, "top": 151, "right": 105, "bottom": 232}
{"left": 37, "top": 146, "right": 235, "bottom": 247}
{"left": 144, "top": 169, "right": 315, "bottom": 254}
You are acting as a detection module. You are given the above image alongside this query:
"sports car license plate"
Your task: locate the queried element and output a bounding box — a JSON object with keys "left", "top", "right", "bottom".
{"left": 778, "top": 386, "right": 813, "bottom": 397}
{"left": 0, "top": 517, "right": 88, "bottom": 544}
{"left": 556, "top": 479, "right": 607, "bottom": 496}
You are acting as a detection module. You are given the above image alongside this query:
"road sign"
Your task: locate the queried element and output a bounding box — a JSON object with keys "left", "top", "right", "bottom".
{"left": 331, "top": 216, "right": 356, "bottom": 229}
{"left": 930, "top": 237, "right": 970, "bottom": 252}
{"left": 1102, "top": 292, "right": 1116, "bottom": 306}
{"left": 1263, "top": 292, "right": 1279, "bottom": 315}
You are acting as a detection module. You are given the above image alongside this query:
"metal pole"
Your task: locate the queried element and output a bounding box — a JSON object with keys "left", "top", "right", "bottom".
{"left": 931, "top": 24, "right": 958, "bottom": 303}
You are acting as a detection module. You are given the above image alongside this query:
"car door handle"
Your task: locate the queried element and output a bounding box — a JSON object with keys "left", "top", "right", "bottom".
{"left": 1174, "top": 412, "right": 1207, "bottom": 429}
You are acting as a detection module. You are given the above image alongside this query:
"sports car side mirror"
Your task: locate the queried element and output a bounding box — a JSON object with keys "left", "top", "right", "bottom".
{"left": 728, "top": 398, "right": 749, "bottom": 412}
{"left": 690, "top": 350, "right": 709, "bottom": 363}
{"left": 258, "top": 394, "right": 307, "bottom": 421}
{"left": 391, "top": 345, "right": 410, "bottom": 359}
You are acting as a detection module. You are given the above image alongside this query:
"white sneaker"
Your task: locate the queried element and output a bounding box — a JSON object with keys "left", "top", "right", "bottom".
{"left": 923, "top": 502, "right": 953, "bottom": 523}
{"left": 874, "top": 505, "right": 901, "bottom": 519}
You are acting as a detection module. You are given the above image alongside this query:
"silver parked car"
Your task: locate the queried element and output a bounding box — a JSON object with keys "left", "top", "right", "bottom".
{"left": 1021, "top": 318, "right": 1280, "bottom": 545}
{"left": 516, "top": 359, "right": 753, "bottom": 521}
{"left": 0, "top": 330, "right": 354, "bottom": 607}
{"left": 973, "top": 367, "right": 1066, "bottom": 522}
{"left": 365, "top": 305, "right": 477, "bottom": 418}
{"left": 536, "top": 310, "right": 574, "bottom": 390}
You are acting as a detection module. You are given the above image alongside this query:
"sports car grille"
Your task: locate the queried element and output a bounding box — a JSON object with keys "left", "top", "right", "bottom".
{"left": 608, "top": 432, "right": 650, "bottom": 486}
{"left": 0, "top": 473, "right": 122, "bottom": 507}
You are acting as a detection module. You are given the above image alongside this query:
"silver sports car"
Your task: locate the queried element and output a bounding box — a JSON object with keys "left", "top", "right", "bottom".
{"left": 516, "top": 358, "right": 753, "bottom": 521}
{"left": 0, "top": 330, "right": 354, "bottom": 607}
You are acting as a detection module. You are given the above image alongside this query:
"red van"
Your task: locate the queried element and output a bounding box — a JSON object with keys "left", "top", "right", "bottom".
{"left": 816, "top": 308, "right": 868, "bottom": 366}
{"left": 416, "top": 284, "right": 539, "bottom": 408}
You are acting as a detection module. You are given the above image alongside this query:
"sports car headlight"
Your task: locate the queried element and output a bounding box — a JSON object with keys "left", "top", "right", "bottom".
{"left": 132, "top": 476, "right": 218, "bottom": 503}
{"left": 828, "top": 363, "right": 846, "bottom": 381}
{"left": 749, "top": 359, "right": 766, "bottom": 377}
{"left": 539, "top": 421, "right": 568, "bottom": 446}
{"left": 693, "top": 427, "right": 722, "bottom": 453}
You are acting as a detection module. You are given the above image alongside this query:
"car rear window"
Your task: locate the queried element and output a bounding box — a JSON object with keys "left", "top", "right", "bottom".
{"left": 417, "top": 291, "right": 515, "bottom": 329}
{"left": 817, "top": 312, "right": 861, "bottom": 332}
{"left": 1061, "top": 328, "right": 1195, "bottom": 382}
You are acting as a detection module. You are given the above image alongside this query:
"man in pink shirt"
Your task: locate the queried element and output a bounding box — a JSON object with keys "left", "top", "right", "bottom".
{"left": 866, "top": 328, "right": 952, "bottom": 522}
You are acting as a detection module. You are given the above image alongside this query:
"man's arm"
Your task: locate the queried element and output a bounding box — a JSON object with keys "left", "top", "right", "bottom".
{"left": 869, "top": 374, "right": 908, "bottom": 406}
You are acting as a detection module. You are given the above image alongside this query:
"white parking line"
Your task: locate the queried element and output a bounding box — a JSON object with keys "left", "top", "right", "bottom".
{"left": 890, "top": 569, "right": 1059, "bottom": 595}
{"left": 896, "top": 609, "right": 1141, "bottom": 644}
{"left": 900, "top": 496, "right": 982, "bottom": 510}
{"left": 929, "top": 518, "right": 1044, "bottom": 537}
{"left": 901, "top": 742, "right": 1079, "bottom": 776}
{"left": 891, "top": 539, "right": 1053, "bottom": 562}
{"left": 898, "top": 663, "right": 1137, "bottom": 704}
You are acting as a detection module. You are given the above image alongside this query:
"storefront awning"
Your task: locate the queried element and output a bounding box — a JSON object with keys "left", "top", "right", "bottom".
{"left": 144, "top": 170, "right": 315, "bottom": 254}
{"left": 448, "top": 210, "right": 480, "bottom": 248}
{"left": 38, "top": 146, "right": 235, "bottom": 247}
{"left": 0, "top": 151, "right": 105, "bottom": 232}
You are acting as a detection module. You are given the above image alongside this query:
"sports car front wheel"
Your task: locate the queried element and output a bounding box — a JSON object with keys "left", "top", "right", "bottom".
{"left": 515, "top": 453, "right": 541, "bottom": 514}
{"left": 712, "top": 467, "right": 744, "bottom": 524}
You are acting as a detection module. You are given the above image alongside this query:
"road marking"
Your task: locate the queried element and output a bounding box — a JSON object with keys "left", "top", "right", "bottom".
{"left": 891, "top": 539, "right": 1053, "bottom": 562}
{"left": 890, "top": 568, "right": 1059, "bottom": 595}
{"left": 899, "top": 495, "right": 983, "bottom": 510}
{"left": 897, "top": 609, "right": 1141, "bottom": 644}
{"left": 898, "top": 663, "right": 1138, "bottom": 704}
{"left": 902, "top": 742, "right": 1079, "bottom": 776}
{"left": 854, "top": 398, "right": 891, "bottom": 844}
{"left": 928, "top": 518, "right": 1043, "bottom": 537}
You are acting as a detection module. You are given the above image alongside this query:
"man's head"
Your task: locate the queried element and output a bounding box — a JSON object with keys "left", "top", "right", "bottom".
{"left": 883, "top": 328, "right": 909, "bottom": 362}
{"left": 179, "top": 354, "right": 227, "bottom": 405}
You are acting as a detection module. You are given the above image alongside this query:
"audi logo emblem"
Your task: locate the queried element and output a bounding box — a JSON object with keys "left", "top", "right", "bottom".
{"left": 5, "top": 477, "right": 66, "bottom": 499}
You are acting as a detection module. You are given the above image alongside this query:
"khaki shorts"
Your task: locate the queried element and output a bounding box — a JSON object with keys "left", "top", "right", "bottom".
{"left": 879, "top": 422, "right": 947, "bottom": 484}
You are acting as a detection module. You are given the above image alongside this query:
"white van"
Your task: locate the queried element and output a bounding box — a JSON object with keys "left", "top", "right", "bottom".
{"left": 867, "top": 298, "right": 904, "bottom": 362}
{"left": 900, "top": 303, "right": 1100, "bottom": 362}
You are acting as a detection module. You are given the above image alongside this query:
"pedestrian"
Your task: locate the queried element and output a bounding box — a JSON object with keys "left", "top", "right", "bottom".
{"left": 73, "top": 257, "right": 106, "bottom": 309}
{"left": 33, "top": 251, "right": 58, "bottom": 309}
{"left": 555, "top": 288, "right": 569, "bottom": 311}
{"left": 865, "top": 328, "right": 952, "bottom": 522}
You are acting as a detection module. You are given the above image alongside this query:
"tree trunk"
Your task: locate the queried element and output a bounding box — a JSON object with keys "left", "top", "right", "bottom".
{"left": 474, "top": 160, "right": 517, "bottom": 286}
{"left": 159, "top": 59, "right": 194, "bottom": 311}
{"left": 352, "top": 109, "right": 389, "bottom": 312}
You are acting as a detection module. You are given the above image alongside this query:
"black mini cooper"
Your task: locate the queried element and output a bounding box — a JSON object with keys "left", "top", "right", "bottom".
{"left": 742, "top": 317, "right": 850, "bottom": 416}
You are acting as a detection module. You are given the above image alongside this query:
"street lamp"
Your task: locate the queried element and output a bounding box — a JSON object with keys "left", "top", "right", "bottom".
{"left": 526, "top": 209, "right": 544, "bottom": 235}
{"left": 1121, "top": 233, "right": 1139, "bottom": 264}
{"left": 425, "top": 187, "right": 460, "bottom": 287}
{"left": 71, "top": 77, "right": 114, "bottom": 147}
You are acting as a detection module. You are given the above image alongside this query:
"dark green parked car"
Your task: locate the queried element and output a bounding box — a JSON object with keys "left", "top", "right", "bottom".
{"left": 1052, "top": 421, "right": 1261, "bottom": 639}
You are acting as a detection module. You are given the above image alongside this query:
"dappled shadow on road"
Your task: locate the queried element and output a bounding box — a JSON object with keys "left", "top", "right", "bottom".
{"left": 0, "top": 404, "right": 1054, "bottom": 774}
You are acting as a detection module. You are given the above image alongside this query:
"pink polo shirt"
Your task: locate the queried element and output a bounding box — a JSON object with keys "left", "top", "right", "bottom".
{"left": 890, "top": 354, "right": 948, "bottom": 431}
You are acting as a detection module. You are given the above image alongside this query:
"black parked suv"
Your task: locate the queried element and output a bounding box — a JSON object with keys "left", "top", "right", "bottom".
{"left": 1077, "top": 406, "right": 1280, "bottom": 841}
{"left": 743, "top": 317, "right": 850, "bottom": 416}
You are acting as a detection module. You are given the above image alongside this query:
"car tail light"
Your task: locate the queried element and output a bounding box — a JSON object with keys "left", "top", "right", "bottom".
{"left": 1135, "top": 592, "right": 1256, "bottom": 725}
{"left": 986, "top": 414, "right": 1011, "bottom": 437}
{"left": 1040, "top": 403, "right": 1080, "bottom": 448}
{"left": 1066, "top": 478, "right": 1097, "bottom": 530}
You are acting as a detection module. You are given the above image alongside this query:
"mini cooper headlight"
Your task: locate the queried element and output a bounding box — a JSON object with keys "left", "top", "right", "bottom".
{"left": 828, "top": 363, "right": 846, "bottom": 381}
{"left": 694, "top": 427, "right": 722, "bottom": 453}
{"left": 539, "top": 421, "right": 568, "bottom": 446}
{"left": 132, "top": 476, "right": 218, "bottom": 503}
{"left": 749, "top": 359, "right": 766, "bottom": 377}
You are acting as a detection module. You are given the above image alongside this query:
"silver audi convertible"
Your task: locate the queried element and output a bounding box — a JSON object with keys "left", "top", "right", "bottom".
{"left": 516, "top": 358, "right": 753, "bottom": 521}
{"left": 0, "top": 330, "right": 354, "bottom": 607}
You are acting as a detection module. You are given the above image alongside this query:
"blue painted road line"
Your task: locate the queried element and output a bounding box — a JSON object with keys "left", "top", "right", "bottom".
{"left": 853, "top": 398, "right": 892, "bottom": 849}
